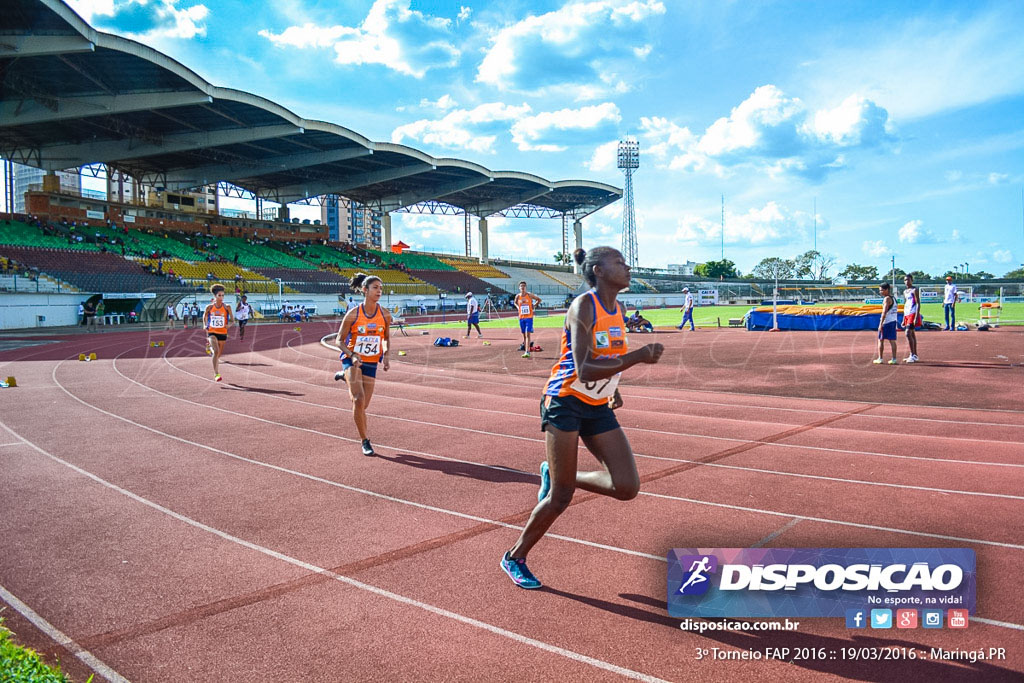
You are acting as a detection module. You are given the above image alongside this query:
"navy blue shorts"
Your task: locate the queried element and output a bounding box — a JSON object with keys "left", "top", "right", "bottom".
{"left": 540, "top": 394, "right": 619, "bottom": 437}
{"left": 468, "top": 312, "right": 480, "bottom": 325}
{"left": 341, "top": 355, "right": 378, "bottom": 378}
{"left": 879, "top": 321, "right": 898, "bottom": 341}
{"left": 519, "top": 318, "right": 534, "bottom": 333}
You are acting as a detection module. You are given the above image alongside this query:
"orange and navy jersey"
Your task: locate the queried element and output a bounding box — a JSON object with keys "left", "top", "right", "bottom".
{"left": 515, "top": 293, "right": 536, "bottom": 319}
{"left": 544, "top": 291, "right": 628, "bottom": 405}
{"left": 345, "top": 303, "right": 388, "bottom": 363}
{"left": 205, "top": 303, "right": 230, "bottom": 334}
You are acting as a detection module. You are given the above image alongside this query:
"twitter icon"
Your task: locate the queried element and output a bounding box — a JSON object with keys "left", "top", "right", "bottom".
{"left": 870, "top": 609, "right": 893, "bottom": 629}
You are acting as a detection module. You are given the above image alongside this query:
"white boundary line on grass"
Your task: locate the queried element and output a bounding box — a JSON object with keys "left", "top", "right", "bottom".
{"left": 0, "top": 581, "right": 130, "bottom": 683}
{"left": 0, "top": 420, "right": 668, "bottom": 683}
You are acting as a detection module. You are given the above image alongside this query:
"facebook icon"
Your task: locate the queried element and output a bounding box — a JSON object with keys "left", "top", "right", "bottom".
{"left": 845, "top": 609, "right": 866, "bottom": 629}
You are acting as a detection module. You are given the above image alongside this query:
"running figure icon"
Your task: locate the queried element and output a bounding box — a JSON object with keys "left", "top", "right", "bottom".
{"left": 678, "top": 556, "right": 712, "bottom": 594}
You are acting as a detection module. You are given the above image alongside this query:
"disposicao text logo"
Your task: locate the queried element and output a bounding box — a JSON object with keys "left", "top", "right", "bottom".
{"left": 667, "top": 548, "right": 975, "bottom": 619}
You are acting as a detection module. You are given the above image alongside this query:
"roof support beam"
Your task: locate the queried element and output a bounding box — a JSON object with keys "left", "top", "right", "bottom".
{"left": 372, "top": 175, "right": 492, "bottom": 213}
{"left": 18, "top": 123, "right": 304, "bottom": 171}
{"left": 473, "top": 187, "right": 553, "bottom": 217}
{"left": 0, "top": 35, "right": 95, "bottom": 58}
{"left": 161, "top": 146, "right": 372, "bottom": 191}
{"left": 0, "top": 91, "right": 213, "bottom": 127}
{"left": 272, "top": 162, "right": 434, "bottom": 204}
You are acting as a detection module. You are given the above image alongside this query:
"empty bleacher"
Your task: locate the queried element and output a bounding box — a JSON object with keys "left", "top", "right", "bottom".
{"left": 0, "top": 246, "right": 192, "bottom": 293}
{"left": 409, "top": 268, "right": 509, "bottom": 295}
{"left": 438, "top": 257, "right": 509, "bottom": 279}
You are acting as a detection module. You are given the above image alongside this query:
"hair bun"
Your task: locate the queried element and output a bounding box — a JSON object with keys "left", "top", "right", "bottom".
{"left": 573, "top": 248, "right": 586, "bottom": 266}
{"left": 349, "top": 272, "right": 367, "bottom": 291}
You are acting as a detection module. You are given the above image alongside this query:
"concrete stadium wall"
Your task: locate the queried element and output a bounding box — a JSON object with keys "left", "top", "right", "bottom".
{"left": 0, "top": 292, "right": 85, "bottom": 329}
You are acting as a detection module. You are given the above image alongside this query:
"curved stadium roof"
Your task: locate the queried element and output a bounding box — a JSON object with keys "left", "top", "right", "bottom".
{"left": 0, "top": 0, "right": 621, "bottom": 219}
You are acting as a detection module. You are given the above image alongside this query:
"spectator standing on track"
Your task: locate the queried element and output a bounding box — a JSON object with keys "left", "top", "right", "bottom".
{"left": 943, "top": 275, "right": 959, "bottom": 331}
{"left": 83, "top": 300, "right": 97, "bottom": 331}
{"left": 235, "top": 295, "right": 252, "bottom": 340}
{"left": 903, "top": 273, "right": 922, "bottom": 363}
{"left": 191, "top": 302, "right": 200, "bottom": 328}
{"left": 464, "top": 292, "right": 483, "bottom": 339}
{"left": 95, "top": 299, "right": 105, "bottom": 327}
{"left": 500, "top": 246, "right": 664, "bottom": 589}
{"left": 677, "top": 287, "right": 695, "bottom": 331}
{"left": 165, "top": 302, "right": 177, "bottom": 330}
{"left": 515, "top": 281, "right": 542, "bottom": 357}
{"left": 203, "top": 284, "right": 233, "bottom": 382}
{"left": 333, "top": 273, "right": 391, "bottom": 456}
{"left": 873, "top": 282, "right": 899, "bottom": 365}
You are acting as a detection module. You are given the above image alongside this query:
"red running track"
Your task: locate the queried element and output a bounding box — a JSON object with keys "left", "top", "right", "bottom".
{"left": 1, "top": 323, "right": 1022, "bottom": 682}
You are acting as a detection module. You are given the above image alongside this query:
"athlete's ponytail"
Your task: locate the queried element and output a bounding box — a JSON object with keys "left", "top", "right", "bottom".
{"left": 574, "top": 246, "right": 617, "bottom": 287}
{"left": 349, "top": 272, "right": 383, "bottom": 294}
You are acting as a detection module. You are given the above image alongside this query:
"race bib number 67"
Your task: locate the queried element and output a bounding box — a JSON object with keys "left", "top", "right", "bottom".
{"left": 570, "top": 372, "right": 621, "bottom": 401}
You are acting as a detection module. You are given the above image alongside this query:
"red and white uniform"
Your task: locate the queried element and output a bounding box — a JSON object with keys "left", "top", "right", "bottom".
{"left": 903, "top": 288, "right": 922, "bottom": 328}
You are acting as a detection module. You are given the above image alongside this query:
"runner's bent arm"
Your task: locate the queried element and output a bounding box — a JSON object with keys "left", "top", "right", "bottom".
{"left": 381, "top": 309, "right": 392, "bottom": 371}
{"left": 335, "top": 308, "right": 360, "bottom": 363}
{"left": 569, "top": 297, "right": 662, "bottom": 384}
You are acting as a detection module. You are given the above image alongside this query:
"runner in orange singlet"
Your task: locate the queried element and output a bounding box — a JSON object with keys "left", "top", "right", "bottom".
{"left": 500, "top": 247, "right": 664, "bottom": 589}
{"left": 514, "top": 281, "right": 542, "bottom": 358}
{"left": 203, "top": 284, "right": 233, "bottom": 382}
{"left": 334, "top": 272, "right": 391, "bottom": 456}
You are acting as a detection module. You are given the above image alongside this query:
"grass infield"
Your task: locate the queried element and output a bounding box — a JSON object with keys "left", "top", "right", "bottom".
{"left": 413, "top": 301, "right": 1024, "bottom": 331}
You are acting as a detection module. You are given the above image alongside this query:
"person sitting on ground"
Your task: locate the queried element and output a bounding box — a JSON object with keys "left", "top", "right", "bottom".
{"left": 626, "top": 309, "right": 653, "bottom": 332}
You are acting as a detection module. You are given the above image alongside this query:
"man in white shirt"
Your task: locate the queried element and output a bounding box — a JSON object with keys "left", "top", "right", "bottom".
{"left": 235, "top": 295, "right": 252, "bottom": 340}
{"left": 943, "top": 276, "right": 959, "bottom": 331}
{"left": 677, "top": 287, "right": 695, "bottom": 331}
{"left": 464, "top": 292, "right": 483, "bottom": 338}
{"left": 165, "top": 303, "right": 176, "bottom": 330}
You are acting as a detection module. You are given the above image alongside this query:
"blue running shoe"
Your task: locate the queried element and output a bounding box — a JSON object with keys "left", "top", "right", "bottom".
{"left": 537, "top": 461, "right": 551, "bottom": 502}
{"left": 501, "top": 552, "right": 542, "bottom": 589}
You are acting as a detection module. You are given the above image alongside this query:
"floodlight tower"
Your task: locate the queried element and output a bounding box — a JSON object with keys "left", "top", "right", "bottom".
{"left": 617, "top": 138, "right": 639, "bottom": 269}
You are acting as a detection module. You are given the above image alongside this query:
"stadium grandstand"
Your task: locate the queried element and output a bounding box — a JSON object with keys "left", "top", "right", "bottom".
{"left": 0, "top": 0, "right": 622, "bottom": 327}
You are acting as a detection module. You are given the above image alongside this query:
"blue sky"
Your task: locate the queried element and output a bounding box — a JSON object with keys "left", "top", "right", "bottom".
{"left": 40, "top": 1, "right": 1024, "bottom": 274}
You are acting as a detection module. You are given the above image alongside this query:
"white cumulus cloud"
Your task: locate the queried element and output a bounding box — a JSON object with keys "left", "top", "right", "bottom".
{"left": 862, "top": 240, "right": 891, "bottom": 258}
{"left": 674, "top": 201, "right": 817, "bottom": 247}
{"left": 260, "top": 0, "right": 460, "bottom": 78}
{"left": 988, "top": 172, "right": 1009, "bottom": 185}
{"left": 70, "top": 0, "right": 209, "bottom": 39}
{"left": 476, "top": 0, "right": 666, "bottom": 99}
{"left": 585, "top": 140, "right": 620, "bottom": 171}
{"left": 391, "top": 102, "right": 532, "bottom": 153}
{"left": 641, "top": 85, "right": 894, "bottom": 181}
{"left": 993, "top": 249, "right": 1013, "bottom": 263}
{"left": 510, "top": 103, "right": 621, "bottom": 152}
{"left": 897, "top": 219, "right": 938, "bottom": 244}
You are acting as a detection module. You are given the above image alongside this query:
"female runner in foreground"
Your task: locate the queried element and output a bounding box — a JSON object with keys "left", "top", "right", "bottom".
{"left": 334, "top": 272, "right": 391, "bottom": 456}
{"left": 501, "top": 247, "right": 664, "bottom": 588}
{"left": 203, "top": 284, "right": 233, "bottom": 382}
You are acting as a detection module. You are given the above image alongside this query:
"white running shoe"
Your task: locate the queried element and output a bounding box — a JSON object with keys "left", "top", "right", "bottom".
{"left": 905, "top": 356, "right": 917, "bottom": 364}
{"left": 872, "top": 358, "right": 883, "bottom": 364}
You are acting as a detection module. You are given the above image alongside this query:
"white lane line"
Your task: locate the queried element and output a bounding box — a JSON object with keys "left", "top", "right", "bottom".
{"left": 300, "top": 335, "right": 1024, "bottom": 421}
{"left": 116, "top": 351, "right": 1024, "bottom": 550}
{"left": 34, "top": 355, "right": 1024, "bottom": 635}
{"left": 0, "top": 441, "right": 25, "bottom": 447}
{"left": 300, "top": 337, "right": 1024, "bottom": 430}
{"left": 750, "top": 519, "right": 802, "bottom": 549}
{"left": 152, "top": 354, "right": 1024, "bottom": 499}
{"left": 0, "top": 582, "right": 130, "bottom": 683}
{"left": 214, "top": 352, "right": 1024, "bottom": 470}
{"left": 55, "top": 357, "right": 663, "bottom": 563}
{"left": 640, "top": 491, "right": 1024, "bottom": 551}
{"left": 975, "top": 617, "right": 1024, "bottom": 631}
{"left": 0, "top": 420, "right": 667, "bottom": 683}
